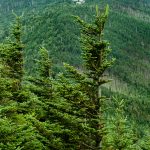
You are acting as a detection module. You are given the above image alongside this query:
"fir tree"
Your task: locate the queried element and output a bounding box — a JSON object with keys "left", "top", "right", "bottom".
{"left": 57, "top": 5, "right": 115, "bottom": 149}
{"left": 0, "top": 15, "right": 24, "bottom": 102}
{"left": 74, "top": 4, "right": 115, "bottom": 149}
{"left": 27, "top": 47, "right": 66, "bottom": 149}
{"left": 27, "top": 47, "right": 52, "bottom": 120}
{"left": 0, "top": 16, "right": 47, "bottom": 150}
{"left": 0, "top": 53, "right": 12, "bottom": 103}
{"left": 103, "top": 97, "right": 140, "bottom": 150}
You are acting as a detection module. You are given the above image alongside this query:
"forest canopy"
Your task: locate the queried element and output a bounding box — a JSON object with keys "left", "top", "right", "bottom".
{"left": 0, "top": 1, "right": 150, "bottom": 150}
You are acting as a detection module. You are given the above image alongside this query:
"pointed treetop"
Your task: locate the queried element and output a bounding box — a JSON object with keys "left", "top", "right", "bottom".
{"left": 105, "top": 4, "right": 109, "bottom": 17}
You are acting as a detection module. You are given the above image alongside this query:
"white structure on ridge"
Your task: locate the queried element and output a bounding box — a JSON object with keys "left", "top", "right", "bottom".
{"left": 72, "top": 0, "right": 85, "bottom": 5}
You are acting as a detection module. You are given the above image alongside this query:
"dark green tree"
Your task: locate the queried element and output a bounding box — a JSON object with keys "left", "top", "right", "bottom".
{"left": 27, "top": 47, "right": 52, "bottom": 120}
{"left": 27, "top": 47, "right": 66, "bottom": 149}
{"left": 75, "top": 4, "right": 115, "bottom": 149}
{"left": 0, "top": 16, "right": 48, "bottom": 150}
{"left": 38, "top": 47, "right": 52, "bottom": 78}
{"left": 57, "top": 5, "right": 115, "bottom": 149}
{"left": 0, "top": 15, "right": 24, "bottom": 102}
{"left": 0, "top": 53, "right": 12, "bottom": 103}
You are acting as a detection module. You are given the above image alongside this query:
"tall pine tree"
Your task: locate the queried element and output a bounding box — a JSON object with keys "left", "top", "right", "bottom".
{"left": 103, "top": 98, "right": 139, "bottom": 150}
{"left": 57, "top": 5, "right": 115, "bottom": 149}
{"left": 0, "top": 15, "right": 24, "bottom": 102}
{"left": 0, "top": 16, "right": 48, "bottom": 150}
{"left": 74, "top": 4, "right": 115, "bottom": 149}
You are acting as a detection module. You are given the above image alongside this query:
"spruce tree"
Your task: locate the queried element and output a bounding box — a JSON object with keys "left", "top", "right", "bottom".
{"left": 57, "top": 5, "right": 115, "bottom": 149}
{"left": 1, "top": 15, "right": 24, "bottom": 102}
{"left": 0, "top": 15, "right": 24, "bottom": 118}
{"left": 0, "top": 53, "right": 12, "bottom": 102}
{"left": 103, "top": 98, "right": 140, "bottom": 150}
{"left": 27, "top": 47, "right": 66, "bottom": 149}
{"left": 27, "top": 47, "right": 52, "bottom": 120}
{"left": 75, "top": 5, "right": 115, "bottom": 149}
{"left": 31, "top": 47, "right": 52, "bottom": 98}
{"left": 0, "top": 16, "right": 46, "bottom": 150}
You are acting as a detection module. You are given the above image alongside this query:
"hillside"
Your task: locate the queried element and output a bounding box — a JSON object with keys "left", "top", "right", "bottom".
{"left": 0, "top": 0, "right": 150, "bottom": 131}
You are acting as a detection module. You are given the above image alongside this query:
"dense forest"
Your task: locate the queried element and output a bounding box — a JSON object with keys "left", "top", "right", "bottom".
{"left": 0, "top": 0, "right": 150, "bottom": 149}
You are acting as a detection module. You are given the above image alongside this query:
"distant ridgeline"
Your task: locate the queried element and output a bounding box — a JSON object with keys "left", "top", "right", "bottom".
{"left": 0, "top": 0, "right": 67, "bottom": 13}
{"left": 0, "top": 0, "right": 149, "bottom": 13}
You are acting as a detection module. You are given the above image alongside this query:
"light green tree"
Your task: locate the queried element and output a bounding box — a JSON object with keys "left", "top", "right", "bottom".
{"left": 102, "top": 97, "right": 141, "bottom": 150}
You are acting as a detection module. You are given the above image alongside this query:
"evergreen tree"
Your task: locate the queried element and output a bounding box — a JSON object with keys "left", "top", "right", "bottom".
{"left": 103, "top": 97, "right": 140, "bottom": 150}
{"left": 75, "top": 4, "right": 115, "bottom": 149}
{"left": 57, "top": 5, "right": 115, "bottom": 149}
{"left": 0, "top": 15, "right": 24, "bottom": 118}
{"left": 29, "top": 47, "right": 52, "bottom": 98}
{"left": 0, "top": 53, "right": 12, "bottom": 103}
{"left": 0, "top": 15, "right": 24, "bottom": 102}
{"left": 0, "top": 16, "right": 50, "bottom": 150}
{"left": 27, "top": 47, "right": 66, "bottom": 149}
{"left": 27, "top": 47, "right": 52, "bottom": 120}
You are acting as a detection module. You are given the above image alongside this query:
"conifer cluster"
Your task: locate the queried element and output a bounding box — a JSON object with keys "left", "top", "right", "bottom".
{"left": 0, "top": 5, "right": 149, "bottom": 150}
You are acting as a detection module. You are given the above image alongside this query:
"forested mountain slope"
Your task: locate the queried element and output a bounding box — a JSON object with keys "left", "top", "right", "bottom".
{"left": 0, "top": 0, "right": 150, "bottom": 132}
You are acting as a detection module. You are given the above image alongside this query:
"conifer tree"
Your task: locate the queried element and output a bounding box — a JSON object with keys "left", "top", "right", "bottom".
{"left": 0, "top": 16, "right": 48, "bottom": 150}
{"left": 35, "top": 46, "right": 52, "bottom": 99}
{"left": 0, "top": 15, "right": 24, "bottom": 118}
{"left": 75, "top": 5, "right": 115, "bottom": 149}
{"left": 1, "top": 15, "right": 24, "bottom": 102}
{"left": 0, "top": 15, "right": 66, "bottom": 150}
{"left": 27, "top": 47, "right": 52, "bottom": 119}
{"left": 38, "top": 47, "right": 52, "bottom": 78}
{"left": 0, "top": 54, "right": 12, "bottom": 102}
{"left": 57, "top": 5, "right": 115, "bottom": 149}
{"left": 27, "top": 47, "right": 66, "bottom": 149}
{"left": 103, "top": 98, "right": 140, "bottom": 150}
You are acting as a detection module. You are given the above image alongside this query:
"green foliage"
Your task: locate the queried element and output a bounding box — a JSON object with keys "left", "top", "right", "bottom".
{"left": 55, "top": 5, "right": 116, "bottom": 149}
{"left": 0, "top": 16, "right": 53, "bottom": 150}
{"left": 0, "top": 58, "right": 12, "bottom": 101}
{"left": 0, "top": 16, "right": 24, "bottom": 105}
{"left": 2, "top": 1, "right": 147, "bottom": 121}
{"left": 103, "top": 98, "right": 139, "bottom": 150}
{"left": 75, "top": 5, "right": 115, "bottom": 148}
{"left": 38, "top": 47, "right": 52, "bottom": 78}
{"left": 28, "top": 47, "right": 52, "bottom": 100}
{"left": 0, "top": 1, "right": 149, "bottom": 150}
{"left": 26, "top": 47, "right": 69, "bottom": 149}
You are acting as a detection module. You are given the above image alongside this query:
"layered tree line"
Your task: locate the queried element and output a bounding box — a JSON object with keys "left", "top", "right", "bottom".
{"left": 0, "top": 5, "right": 149, "bottom": 150}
